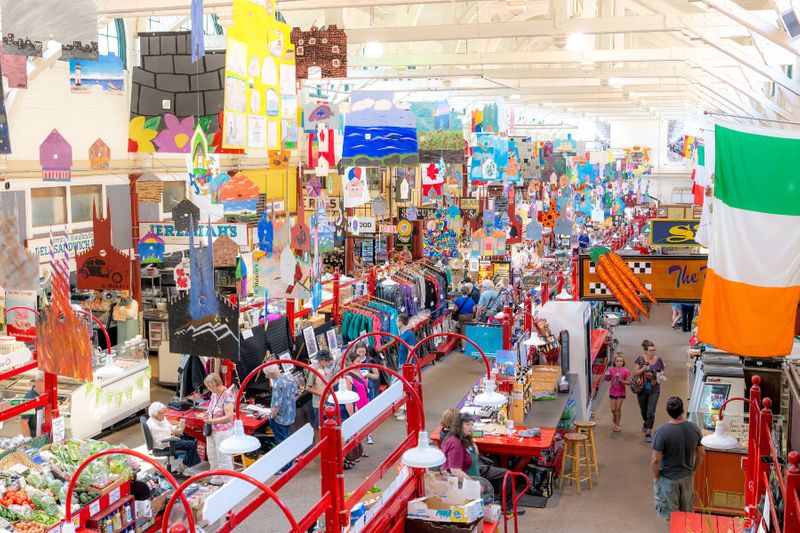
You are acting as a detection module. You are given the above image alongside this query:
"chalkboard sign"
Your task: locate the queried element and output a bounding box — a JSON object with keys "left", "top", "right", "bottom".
{"left": 559, "top": 329, "right": 570, "bottom": 373}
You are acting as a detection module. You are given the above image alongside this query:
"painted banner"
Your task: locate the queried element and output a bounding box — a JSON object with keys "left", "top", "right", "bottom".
{"left": 139, "top": 222, "right": 250, "bottom": 246}
{"left": 27, "top": 232, "right": 94, "bottom": 266}
{"left": 578, "top": 254, "right": 707, "bottom": 302}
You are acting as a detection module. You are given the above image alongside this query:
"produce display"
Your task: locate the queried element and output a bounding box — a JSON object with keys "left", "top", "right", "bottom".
{"left": 0, "top": 437, "right": 31, "bottom": 458}
{"left": 589, "top": 247, "right": 657, "bottom": 321}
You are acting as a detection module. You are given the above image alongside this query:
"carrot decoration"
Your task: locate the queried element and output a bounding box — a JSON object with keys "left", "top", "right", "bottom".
{"left": 590, "top": 246, "right": 658, "bottom": 321}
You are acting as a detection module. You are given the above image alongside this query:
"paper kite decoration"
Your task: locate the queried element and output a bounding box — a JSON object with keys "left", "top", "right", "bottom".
{"left": 421, "top": 162, "right": 445, "bottom": 197}
{"left": 553, "top": 213, "right": 573, "bottom": 236}
{"left": 291, "top": 26, "right": 347, "bottom": 79}
{"left": 75, "top": 201, "right": 130, "bottom": 290}
{"left": 213, "top": 234, "right": 239, "bottom": 268}
{"left": 306, "top": 176, "right": 323, "bottom": 197}
{"left": 89, "top": 138, "right": 110, "bottom": 170}
{"left": 172, "top": 198, "right": 201, "bottom": 233}
{"left": 40, "top": 129, "right": 72, "bottom": 181}
{"left": 167, "top": 216, "right": 240, "bottom": 359}
{"left": 137, "top": 231, "right": 165, "bottom": 265}
{"left": 136, "top": 173, "right": 164, "bottom": 204}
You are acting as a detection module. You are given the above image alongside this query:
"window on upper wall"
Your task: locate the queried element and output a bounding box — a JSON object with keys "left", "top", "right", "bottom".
{"left": 162, "top": 182, "right": 186, "bottom": 217}
{"left": 98, "top": 19, "right": 127, "bottom": 69}
{"left": 31, "top": 187, "right": 67, "bottom": 227}
{"left": 71, "top": 185, "right": 103, "bottom": 224}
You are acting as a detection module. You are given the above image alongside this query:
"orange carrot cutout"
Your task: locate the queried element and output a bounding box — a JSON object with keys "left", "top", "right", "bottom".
{"left": 607, "top": 251, "right": 657, "bottom": 303}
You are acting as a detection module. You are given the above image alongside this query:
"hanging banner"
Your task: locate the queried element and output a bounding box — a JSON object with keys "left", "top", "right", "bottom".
{"left": 649, "top": 219, "right": 701, "bottom": 248}
{"left": 139, "top": 222, "right": 250, "bottom": 247}
{"left": 27, "top": 232, "right": 94, "bottom": 266}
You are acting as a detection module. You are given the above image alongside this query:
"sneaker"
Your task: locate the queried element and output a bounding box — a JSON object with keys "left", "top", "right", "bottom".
{"left": 642, "top": 423, "right": 648, "bottom": 434}
{"left": 644, "top": 434, "right": 653, "bottom": 444}
{"left": 366, "top": 435, "right": 374, "bottom": 445}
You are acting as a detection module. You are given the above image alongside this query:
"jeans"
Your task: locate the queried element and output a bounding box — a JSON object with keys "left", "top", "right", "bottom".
{"left": 270, "top": 420, "right": 293, "bottom": 473}
{"left": 680, "top": 304, "right": 695, "bottom": 332}
{"left": 654, "top": 475, "right": 695, "bottom": 520}
{"left": 637, "top": 390, "right": 661, "bottom": 431}
{"left": 173, "top": 439, "right": 201, "bottom": 467}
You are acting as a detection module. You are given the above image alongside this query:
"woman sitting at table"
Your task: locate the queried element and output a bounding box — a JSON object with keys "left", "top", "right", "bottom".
{"left": 146, "top": 402, "right": 202, "bottom": 474}
{"left": 442, "top": 412, "right": 525, "bottom": 516}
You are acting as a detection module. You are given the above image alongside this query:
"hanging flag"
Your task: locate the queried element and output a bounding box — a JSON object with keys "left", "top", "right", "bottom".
{"left": 697, "top": 125, "right": 800, "bottom": 357}
{"left": 191, "top": 0, "right": 205, "bottom": 63}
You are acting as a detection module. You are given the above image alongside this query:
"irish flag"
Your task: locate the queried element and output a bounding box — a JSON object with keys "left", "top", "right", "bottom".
{"left": 697, "top": 124, "right": 800, "bottom": 357}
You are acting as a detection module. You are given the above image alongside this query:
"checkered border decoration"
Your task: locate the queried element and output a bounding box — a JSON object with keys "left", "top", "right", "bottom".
{"left": 589, "top": 282, "right": 653, "bottom": 295}
{"left": 588, "top": 261, "right": 652, "bottom": 274}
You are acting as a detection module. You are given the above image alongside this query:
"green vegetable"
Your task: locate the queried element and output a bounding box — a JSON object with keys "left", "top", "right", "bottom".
{"left": 32, "top": 511, "right": 60, "bottom": 526}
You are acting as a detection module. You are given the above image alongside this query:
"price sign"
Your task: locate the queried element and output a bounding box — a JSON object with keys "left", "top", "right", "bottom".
{"left": 89, "top": 499, "right": 101, "bottom": 516}
{"left": 109, "top": 486, "right": 121, "bottom": 504}
{"left": 51, "top": 416, "right": 65, "bottom": 443}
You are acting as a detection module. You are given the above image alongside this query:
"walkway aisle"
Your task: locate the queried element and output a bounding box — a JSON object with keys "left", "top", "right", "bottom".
{"left": 525, "top": 304, "right": 690, "bottom": 532}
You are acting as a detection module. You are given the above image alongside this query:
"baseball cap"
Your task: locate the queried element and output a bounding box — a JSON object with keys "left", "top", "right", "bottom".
{"left": 316, "top": 350, "right": 333, "bottom": 361}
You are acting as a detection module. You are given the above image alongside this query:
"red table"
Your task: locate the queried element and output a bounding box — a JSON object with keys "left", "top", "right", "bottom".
{"left": 669, "top": 512, "right": 747, "bottom": 532}
{"left": 431, "top": 425, "right": 556, "bottom": 472}
{"left": 164, "top": 406, "right": 269, "bottom": 460}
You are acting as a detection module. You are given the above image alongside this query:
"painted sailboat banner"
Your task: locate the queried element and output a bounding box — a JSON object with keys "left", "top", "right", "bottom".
{"left": 696, "top": 124, "right": 800, "bottom": 357}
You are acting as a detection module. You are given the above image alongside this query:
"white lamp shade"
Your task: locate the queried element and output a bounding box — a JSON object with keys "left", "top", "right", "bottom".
{"left": 219, "top": 419, "right": 261, "bottom": 455}
{"left": 327, "top": 378, "right": 360, "bottom": 405}
{"left": 700, "top": 420, "right": 739, "bottom": 450}
{"left": 402, "top": 430, "right": 446, "bottom": 469}
{"left": 474, "top": 380, "right": 508, "bottom": 408}
{"left": 95, "top": 356, "right": 125, "bottom": 379}
{"left": 523, "top": 335, "right": 547, "bottom": 347}
{"left": 555, "top": 288, "right": 571, "bottom": 300}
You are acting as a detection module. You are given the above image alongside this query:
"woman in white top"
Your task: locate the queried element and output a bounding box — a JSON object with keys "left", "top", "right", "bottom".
{"left": 146, "top": 402, "right": 201, "bottom": 473}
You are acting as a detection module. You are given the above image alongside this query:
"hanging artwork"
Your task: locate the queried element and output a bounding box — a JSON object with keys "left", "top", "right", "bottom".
{"left": 422, "top": 209, "right": 458, "bottom": 258}
{"left": 471, "top": 103, "right": 498, "bottom": 133}
{"left": 0, "top": 0, "right": 98, "bottom": 59}
{"left": 420, "top": 161, "right": 445, "bottom": 202}
{"left": 412, "top": 101, "right": 464, "bottom": 164}
{"left": 553, "top": 213, "right": 573, "bottom": 236}
{"left": 342, "top": 167, "right": 370, "bottom": 208}
{"left": 469, "top": 133, "right": 496, "bottom": 182}
{"left": 38, "top": 241, "right": 93, "bottom": 381}
{"left": 39, "top": 129, "right": 72, "bottom": 181}
{"left": 89, "top": 138, "right": 111, "bottom": 170}
{"left": 175, "top": 256, "right": 191, "bottom": 291}
{"left": 223, "top": 0, "right": 295, "bottom": 150}
{"left": 372, "top": 196, "right": 388, "bottom": 218}
{"left": 213, "top": 235, "right": 239, "bottom": 267}
{"left": 0, "top": 201, "right": 38, "bottom": 290}
{"left": 395, "top": 167, "right": 415, "bottom": 203}
{"left": 666, "top": 120, "right": 685, "bottom": 163}
{"left": 257, "top": 209, "right": 274, "bottom": 255}
{"left": 191, "top": 0, "right": 205, "bottom": 63}
{"left": 138, "top": 231, "right": 165, "bottom": 265}
{"left": 291, "top": 181, "right": 311, "bottom": 254}
{"left": 220, "top": 172, "right": 259, "bottom": 217}
{"left": 306, "top": 176, "right": 322, "bottom": 197}
{"left": 172, "top": 198, "right": 201, "bottom": 233}
{"left": 168, "top": 217, "right": 239, "bottom": 359}
{"left": 0, "top": 47, "right": 27, "bottom": 88}
{"left": 553, "top": 135, "right": 577, "bottom": 155}
{"left": 291, "top": 26, "right": 347, "bottom": 79}
{"left": 253, "top": 240, "right": 312, "bottom": 299}
{"left": 69, "top": 53, "right": 124, "bottom": 95}
{"left": 4, "top": 289, "right": 37, "bottom": 342}
{"left": 303, "top": 102, "right": 339, "bottom": 132}
{"left": 540, "top": 200, "right": 560, "bottom": 229}
{"left": 308, "top": 124, "right": 335, "bottom": 168}
{"left": 526, "top": 220, "right": 543, "bottom": 241}
{"left": 340, "top": 91, "right": 419, "bottom": 167}
{"left": 269, "top": 149, "right": 291, "bottom": 169}
{"left": 75, "top": 202, "right": 130, "bottom": 291}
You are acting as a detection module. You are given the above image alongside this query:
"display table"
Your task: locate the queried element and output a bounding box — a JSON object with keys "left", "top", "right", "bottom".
{"left": 165, "top": 404, "right": 269, "bottom": 459}
{"left": 669, "top": 511, "right": 746, "bottom": 532}
{"left": 431, "top": 426, "right": 556, "bottom": 472}
{"left": 525, "top": 373, "right": 576, "bottom": 428}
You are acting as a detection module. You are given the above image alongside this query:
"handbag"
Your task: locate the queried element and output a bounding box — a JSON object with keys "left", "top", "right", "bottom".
{"left": 629, "top": 374, "right": 644, "bottom": 394}
{"left": 203, "top": 422, "right": 213, "bottom": 436}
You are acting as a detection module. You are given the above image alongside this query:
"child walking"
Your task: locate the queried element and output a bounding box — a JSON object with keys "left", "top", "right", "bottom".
{"left": 605, "top": 353, "right": 631, "bottom": 432}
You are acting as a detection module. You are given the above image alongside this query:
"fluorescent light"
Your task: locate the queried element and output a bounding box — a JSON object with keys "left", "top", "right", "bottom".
{"left": 566, "top": 33, "right": 590, "bottom": 52}
{"left": 401, "top": 431, "right": 446, "bottom": 469}
{"left": 363, "top": 41, "right": 384, "bottom": 58}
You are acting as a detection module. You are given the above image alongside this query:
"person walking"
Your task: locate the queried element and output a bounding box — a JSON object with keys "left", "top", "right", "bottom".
{"left": 201, "top": 374, "right": 236, "bottom": 485}
{"left": 264, "top": 366, "right": 299, "bottom": 473}
{"left": 394, "top": 314, "right": 417, "bottom": 421}
{"left": 604, "top": 353, "right": 630, "bottom": 432}
{"left": 353, "top": 343, "right": 380, "bottom": 444}
{"left": 633, "top": 340, "right": 666, "bottom": 443}
{"left": 651, "top": 397, "right": 705, "bottom": 521}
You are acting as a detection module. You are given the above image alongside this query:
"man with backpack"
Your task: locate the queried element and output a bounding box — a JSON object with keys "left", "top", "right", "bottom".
{"left": 476, "top": 280, "right": 502, "bottom": 322}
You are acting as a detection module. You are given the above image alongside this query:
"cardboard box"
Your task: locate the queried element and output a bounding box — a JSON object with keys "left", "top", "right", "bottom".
{"left": 407, "top": 495, "right": 484, "bottom": 524}
{"left": 483, "top": 504, "right": 502, "bottom": 523}
{"left": 405, "top": 517, "right": 482, "bottom": 533}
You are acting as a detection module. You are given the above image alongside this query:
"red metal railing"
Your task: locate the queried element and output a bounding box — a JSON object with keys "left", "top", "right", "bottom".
{"left": 501, "top": 470, "right": 531, "bottom": 533}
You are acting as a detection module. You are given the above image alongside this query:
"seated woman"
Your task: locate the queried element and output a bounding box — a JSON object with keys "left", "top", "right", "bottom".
{"left": 146, "top": 402, "right": 201, "bottom": 474}
{"left": 441, "top": 412, "right": 525, "bottom": 517}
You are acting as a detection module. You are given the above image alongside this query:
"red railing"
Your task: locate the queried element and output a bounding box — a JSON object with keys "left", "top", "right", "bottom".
{"left": 501, "top": 470, "right": 531, "bottom": 533}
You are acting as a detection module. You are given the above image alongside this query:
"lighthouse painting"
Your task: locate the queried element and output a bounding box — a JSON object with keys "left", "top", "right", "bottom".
{"left": 69, "top": 53, "right": 124, "bottom": 94}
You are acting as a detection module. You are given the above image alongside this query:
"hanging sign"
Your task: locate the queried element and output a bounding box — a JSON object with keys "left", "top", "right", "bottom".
{"left": 347, "top": 217, "right": 376, "bottom": 234}
{"left": 139, "top": 222, "right": 250, "bottom": 246}
{"left": 649, "top": 219, "right": 701, "bottom": 247}
{"left": 27, "top": 232, "right": 94, "bottom": 265}
{"left": 379, "top": 224, "right": 397, "bottom": 234}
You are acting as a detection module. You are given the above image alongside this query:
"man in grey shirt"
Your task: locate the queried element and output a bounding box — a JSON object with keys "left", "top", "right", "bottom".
{"left": 651, "top": 396, "right": 705, "bottom": 521}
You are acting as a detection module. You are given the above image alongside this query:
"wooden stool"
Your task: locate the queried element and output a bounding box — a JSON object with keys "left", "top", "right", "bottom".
{"left": 559, "top": 433, "right": 592, "bottom": 493}
{"left": 574, "top": 420, "right": 599, "bottom": 477}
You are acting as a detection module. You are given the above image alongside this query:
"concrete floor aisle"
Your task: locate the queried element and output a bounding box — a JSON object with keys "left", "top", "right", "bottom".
{"left": 107, "top": 304, "right": 689, "bottom": 531}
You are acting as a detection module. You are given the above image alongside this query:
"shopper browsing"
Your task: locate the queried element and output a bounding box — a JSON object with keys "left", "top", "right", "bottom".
{"left": 394, "top": 314, "right": 417, "bottom": 422}
{"left": 264, "top": 366, "right": 299, "bottom": 473}
{"left": 353, "top": 343, "right": 380, "bottom": 445}
{"left": 633, "top": 340, "right": 666, "bottom": 443}
{"left": 339, "top": 352, "right": 371, "bottom": 468}
{"left": 453, "top": 285, "right": 476, "bottom": 343}
{"left": 651, "top": 397, "right": 704, "bottom": 521}
{"left": 604, "top": 354, "right": 631, "bottom": 432}
{"left": 200, "top": 373, "right": 235, "bottom": 485}
{"left": 475, "top": 280, "right": 500, "bottom": 322}
{"left": 305, "top": 350, "right": 337, "bottom": 432}
{"left": 146, "top": 402, "right": 201, "bottom": 474}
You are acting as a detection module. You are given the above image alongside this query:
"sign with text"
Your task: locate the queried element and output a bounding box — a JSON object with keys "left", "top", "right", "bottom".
{"left": 27, "top": 232, "right": 94, "bottom": 266}
{"left": 578, "top": 254, "right": 708, "bottom": 302}
{"left": 649, "top": 219, "right": 701, "bottom": 247}
{"left": 139, "top": 222, "right": 250, "bottom": 246}
{"left": 0, "top": 347, "right": 33, "bottom": 374}
{"left": 347, "top": 217, "right": 376, "bottom": 235}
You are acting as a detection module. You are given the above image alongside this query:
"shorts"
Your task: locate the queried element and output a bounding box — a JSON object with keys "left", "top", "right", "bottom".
{"left": 609, "top": 394, "right": 626, "bottom": 399}
{"left": 654, "top": 475, "right": 695, "bottom": 520}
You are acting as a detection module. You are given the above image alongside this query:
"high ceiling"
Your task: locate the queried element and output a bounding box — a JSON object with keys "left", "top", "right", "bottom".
{"left": 97, "top": 0, "right": 800, "bottom": 123}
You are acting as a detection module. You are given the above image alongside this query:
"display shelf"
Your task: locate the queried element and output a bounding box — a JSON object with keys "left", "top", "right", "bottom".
{"left": 525, "top": 373, "right": 576, "bottom": 428}
{"left": 68, "top": 479, "right": 131, "bottom": 531}
{"left": 85, "top": 494, "right": 135, "bottom": 532}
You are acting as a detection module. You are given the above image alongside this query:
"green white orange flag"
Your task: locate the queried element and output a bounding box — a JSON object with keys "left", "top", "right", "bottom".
{"left": 697, "top": 124, "right": 800, "bottom": 357}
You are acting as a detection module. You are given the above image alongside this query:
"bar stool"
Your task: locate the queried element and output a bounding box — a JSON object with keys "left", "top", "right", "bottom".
{"left": 574, "top": 420, "right": 599, "bottom": 477}
{"left": 559, "top": 433, "right": 592, "bottom": 493}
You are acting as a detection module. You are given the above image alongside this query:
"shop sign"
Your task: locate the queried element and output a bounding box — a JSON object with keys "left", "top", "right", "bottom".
{"left": 347, "top": 217, "right": 376, "bottom": 234}
{"left": 460, "top": 197, "right": 479, "bottom": 213}
{"left": 379, "top": 224, "right": 397, "bottom": 234}
{"left": 303, "top": 196, "right": 339, "bottom": 211}
{"left": 26, "top": 232, "right": 94, "bottom": 265}
{"left": 578, "top": 254, "right": 708, "bottom": 302}
{"left": 649, "top": 219, "right": 701, "bottom": 247}
{"left": 400, "top": 206, "right": 435, "bottom": 220}
{"left": 138, "top": 222, "right": 250, "bottom": 246}
{"left": 0, "top": 347, "right": 33, "bottom": 374}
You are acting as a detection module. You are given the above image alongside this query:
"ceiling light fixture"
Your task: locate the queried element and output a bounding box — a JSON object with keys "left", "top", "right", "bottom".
{"left": 566, "top": 33, "right": 590, "bottom": 52}
{"left": 363, "top": 41, "right": 384, "bottom": 58}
